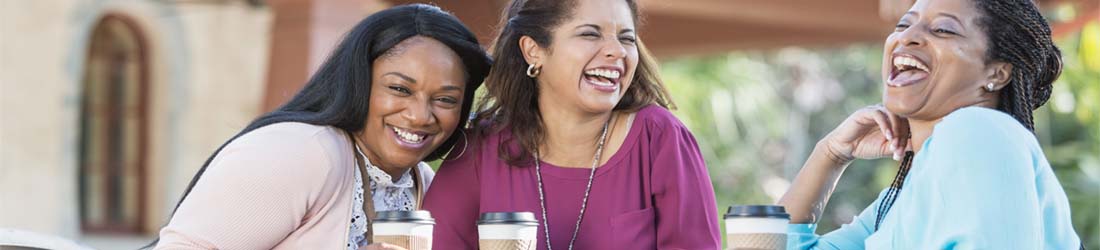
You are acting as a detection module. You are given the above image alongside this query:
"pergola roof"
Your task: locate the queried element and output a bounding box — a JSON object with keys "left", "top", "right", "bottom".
{"left": 388, "top": 0, "right": 1096, "bottom": 57}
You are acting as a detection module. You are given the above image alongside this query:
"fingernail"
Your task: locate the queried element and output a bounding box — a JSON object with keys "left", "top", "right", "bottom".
{"left": 893, "top": 153, "right": 901, "bottom": 161}
{"left": 889, "top": 143, "right": 896, "bottom": 151}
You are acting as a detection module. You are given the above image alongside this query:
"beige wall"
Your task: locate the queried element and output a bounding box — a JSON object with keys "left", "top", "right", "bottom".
{"left": 0, "top": 0, "right": 272, "bottom": 244}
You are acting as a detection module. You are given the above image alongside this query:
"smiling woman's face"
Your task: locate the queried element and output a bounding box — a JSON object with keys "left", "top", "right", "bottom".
{"left": 530, "top": 0, "right": 639, "bottom": 114}
{"left": 360, "top": 36, "right": 466, "bottom": 170}
{"left": 882, "top": 0, "right": 1007, "bottom": 120}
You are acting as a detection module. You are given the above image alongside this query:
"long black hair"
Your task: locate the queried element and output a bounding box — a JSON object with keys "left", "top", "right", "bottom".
{"left": 874, "top": 0, "right": 1062, "bottom": 230}
{"left": 145, "top": 3, "right": 490, "bottom": 247}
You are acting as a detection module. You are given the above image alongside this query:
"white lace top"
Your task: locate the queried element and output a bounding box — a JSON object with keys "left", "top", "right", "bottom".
{"left": 346, "top": 154, "right": 434, "bottom": 250}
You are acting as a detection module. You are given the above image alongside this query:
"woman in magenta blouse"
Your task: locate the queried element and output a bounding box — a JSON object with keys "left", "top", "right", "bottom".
{"left": 422, "top": 0, "right": 721, "bottom": 249}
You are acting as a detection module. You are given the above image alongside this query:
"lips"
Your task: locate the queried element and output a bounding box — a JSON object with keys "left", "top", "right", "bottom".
{"left": 582, "top": 66, "right": 622, "bottom": 92}
{"left": 389, "top": 125, "right": 433, "bottom": 149}
{"left": 888, "top": 54, "right": 932, "bottom": 88}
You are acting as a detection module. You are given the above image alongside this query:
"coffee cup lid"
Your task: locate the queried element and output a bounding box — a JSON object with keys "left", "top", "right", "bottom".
{"left": 724, "top": 205, "right": 790, "bottom": 219}
{"left": 374, "top": 210, "right": 435, "bottom": 224}
{"left": 477, "top": 212, "right": 539, "bottom": 225}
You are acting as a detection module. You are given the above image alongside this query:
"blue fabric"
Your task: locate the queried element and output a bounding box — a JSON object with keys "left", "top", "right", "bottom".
{"left": 789, "top": 107, "right": 1081, "bottom": 250}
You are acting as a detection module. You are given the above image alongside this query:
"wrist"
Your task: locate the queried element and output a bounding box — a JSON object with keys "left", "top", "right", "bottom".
{"left": 815, "top": 139, "right": 853, "bottom": 167}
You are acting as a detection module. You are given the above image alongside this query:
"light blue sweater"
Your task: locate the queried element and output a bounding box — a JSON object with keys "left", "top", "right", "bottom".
{"left": 789, "top": 107, "right": 1081, "bottom": 249}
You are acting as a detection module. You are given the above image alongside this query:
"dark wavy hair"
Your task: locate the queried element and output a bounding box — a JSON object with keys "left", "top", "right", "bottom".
{"left": 875, "top": 0, "right": 1062, "bottom": 231}
{"left": 145, "top": 4, "right": 491, "bottom": 247}
{"left": 473, "top": 0, "right": 675, "bottom": 165}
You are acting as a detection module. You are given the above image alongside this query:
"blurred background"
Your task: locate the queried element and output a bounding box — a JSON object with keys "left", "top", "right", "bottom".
{"left": 1, "top": 0, "right": 1096, "bottom": 249}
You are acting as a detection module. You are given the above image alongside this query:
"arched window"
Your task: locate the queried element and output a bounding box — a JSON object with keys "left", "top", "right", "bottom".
{"left": 78, "top": 15, "right": 149, "bottom": 234}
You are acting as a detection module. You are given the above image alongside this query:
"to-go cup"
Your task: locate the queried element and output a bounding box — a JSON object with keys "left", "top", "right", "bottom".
{"left": 724, "top": 205, "right": 789, "bottom": 250}
{"left": 477, "top": 212, "right": 538, "bottom": 250}
{"left": 372, "top": 210, "right": 434, "bottom": 250}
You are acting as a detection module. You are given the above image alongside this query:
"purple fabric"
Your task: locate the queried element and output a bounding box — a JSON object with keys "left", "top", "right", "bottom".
{"left": 424, "top": 105, "right": 721, "bottom": 250}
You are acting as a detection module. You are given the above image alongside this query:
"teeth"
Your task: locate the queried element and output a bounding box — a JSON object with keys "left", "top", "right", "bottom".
{"left": 893, "top": 56, "right": 929, "bottom": 72}
{"left": 584, "top": 69, "right": 620, "bottom": 80}
{"left": 392, "top": 127, "right": 425, "bottom": 143}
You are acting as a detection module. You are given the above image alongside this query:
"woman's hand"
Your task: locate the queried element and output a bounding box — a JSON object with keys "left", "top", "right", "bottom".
{"left": 360, "top": 243, "right": 409, "bottom": 250}
{"left": 820, "top": 104, "right": 909, "bottom": 164}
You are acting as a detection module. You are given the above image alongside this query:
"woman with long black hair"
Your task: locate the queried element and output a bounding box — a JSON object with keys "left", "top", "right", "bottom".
{"left": 151, "top": 4, "right": 490, "bottom": 249}
{"left": 779, "top": 0, "right": 1081, "bottom": 248}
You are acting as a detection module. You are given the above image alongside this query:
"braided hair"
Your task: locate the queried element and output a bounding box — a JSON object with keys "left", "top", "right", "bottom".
{"left": 874, "top": 0, "right": 1063, "bottom": 230}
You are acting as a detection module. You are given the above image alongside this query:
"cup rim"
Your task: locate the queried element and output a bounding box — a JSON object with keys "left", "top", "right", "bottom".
{"left": 723, "top": 205, "right": 791, "bottom": 219}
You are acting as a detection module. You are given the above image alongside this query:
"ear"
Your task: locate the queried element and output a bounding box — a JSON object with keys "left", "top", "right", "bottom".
{"left": 985, "top": 61, "right": 1013, "bottom": 91}
{"left": 518, "top": 35, "right": 545, "bottom": 66}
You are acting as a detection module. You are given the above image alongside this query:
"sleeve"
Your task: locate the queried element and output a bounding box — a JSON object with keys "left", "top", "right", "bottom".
{"left": 155, "top": 130, "right": 335, "bottom": 249}
{"left": 788, "top": 190, "right": 888, "bottom": 250}
{"left": 649, "top": 118, "right": 722, "bottom": 249}
{"left": 914, "top": 108, "right": 1043, "bottom": 249}
{"left": 422, "top": 135, "right": 480, "bottom": 250}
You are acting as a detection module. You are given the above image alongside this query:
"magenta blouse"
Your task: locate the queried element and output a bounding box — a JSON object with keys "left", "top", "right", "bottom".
{"left": 423, "top": 105, "right": 721, "bottom": 250}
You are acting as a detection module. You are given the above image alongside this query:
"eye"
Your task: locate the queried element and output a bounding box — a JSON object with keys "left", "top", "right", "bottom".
{"left": 437, "top": 97, "right": 458, "bottom": 104}
{"left": 895, "top": 23, "right": 910, "bottom": 30}
{"left": 435, "top": 96, "right": 459, "bottom": 108}
{"left": 619, "top": 35, "right": 637, "bottom": 44}
{"left": 580, "top": 31, "right": 600, "bottom": 38}
{"left": 388, "top": 86, "right": 411, "bottom": 95}
{"left": 933, "top": 28, "right": 958, "bottom": 35}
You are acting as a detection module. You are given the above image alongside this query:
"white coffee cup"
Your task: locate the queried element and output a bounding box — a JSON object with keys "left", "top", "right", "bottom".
{"left": 372, "top": 210, "right": 434, "bottom": 250}
{"left": 724, "top": 205, "right": 789, "bottom": 250}
{"left": 477, "top": 212, "right": 538, "bottom": 250}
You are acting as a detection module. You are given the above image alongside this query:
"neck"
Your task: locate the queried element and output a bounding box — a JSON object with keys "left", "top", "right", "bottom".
{"left": 908, "top": 101, "right": 998, "bottom": 153}
{"left": 906, "top": 118, "right": 938, "bottom": 153}
{"left": 354, "top": 136, "right": 410, "bottom": 182}
{"left": 537, "top": 103, "right": 612, "bottom": 166}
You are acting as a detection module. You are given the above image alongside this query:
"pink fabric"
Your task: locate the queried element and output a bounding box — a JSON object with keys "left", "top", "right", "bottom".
{"left": 424, "top": 105, "right": 721, "bottom": 250}
{"left": 156, "top": 123, "right": 357, "bottom": 249}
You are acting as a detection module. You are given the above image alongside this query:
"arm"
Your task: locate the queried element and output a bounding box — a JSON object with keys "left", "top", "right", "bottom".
{"left": 786, "top": 190, "right": 887, "bottom": 250}
{"left": 156, "top": 130, "right": 333, "bottom": 249}
{"left": 650, "top": 120, "right": 721, "bottom": 249}
{"left": 778, "top": 105, "right": 908, "bottom": 250}
{"left": 779, "top": 105, "right": 907, "bottom": 224}
{"left": 422, "top": 135, "right": 480, "bottom": 250}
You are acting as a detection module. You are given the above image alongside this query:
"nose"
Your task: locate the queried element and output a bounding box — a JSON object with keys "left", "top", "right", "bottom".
{"left": 402, "top": 97, "right": 436, "bottom": 126}
{"left": 603, "top": 37, "right": 627, "bottom": 59}
{"left": 896, "top": 25, "right": 925, "bottom": 48}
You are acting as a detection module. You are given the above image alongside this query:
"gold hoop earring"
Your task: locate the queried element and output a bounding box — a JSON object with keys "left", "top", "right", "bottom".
{"left": 526, "top": 64, "right": 541, "bottom": 78}
{"left": 445, "top": 130, "right": 468, "bottom": 160}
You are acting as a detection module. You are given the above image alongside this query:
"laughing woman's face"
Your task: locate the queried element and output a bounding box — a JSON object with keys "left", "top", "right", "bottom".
{"left": 882, "top": 0, "right": 1010, "bottom": 120}
{"left": 527, "top": 0, "right": 639, "bottom": 115}
{"left": 361, "top": 36, "right": 467, "bottom": 172}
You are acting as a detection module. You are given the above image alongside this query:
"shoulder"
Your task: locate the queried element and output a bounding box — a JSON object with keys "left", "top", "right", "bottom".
{"left": 930, "top": 107, "right": 1038, "bottom": 153}
{"left": 215, "top": 122, "right": 350, "bottom": 184}
{"left": 924, "top": 107, "right": 1041, "bottom": 175}
{"left": 632, "top": 104, "right": 690, "bottom": 133}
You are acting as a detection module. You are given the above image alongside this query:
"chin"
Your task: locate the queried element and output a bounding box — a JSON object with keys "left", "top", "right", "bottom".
{"left": 883, "top": 96, "right": 925, "bottom": 118}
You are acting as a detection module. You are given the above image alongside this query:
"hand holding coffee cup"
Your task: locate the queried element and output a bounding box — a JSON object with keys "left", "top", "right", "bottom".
{"left": 477, "top": 212, "right": 538, "bottom": 250}
{"left": 371, "top": 210, "right": 434, "bottom": 250}
{"left": 724, "top": 205, "right": 790, "bottom": 250}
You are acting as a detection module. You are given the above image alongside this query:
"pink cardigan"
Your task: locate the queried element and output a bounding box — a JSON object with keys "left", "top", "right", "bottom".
{"left": 156, "top": 122, "right": 430, "bottom": 249}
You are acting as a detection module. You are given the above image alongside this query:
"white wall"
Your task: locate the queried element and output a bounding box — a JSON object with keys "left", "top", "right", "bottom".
{"left": 0, "top": 0, "right": 272, "bottom": 244}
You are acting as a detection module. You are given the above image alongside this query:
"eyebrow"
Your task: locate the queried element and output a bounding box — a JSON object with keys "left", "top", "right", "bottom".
{"left": 575, "top": 24, "right": 635, "bottom": 34}
{"left": 382, "top": 72, "right": 416, "bottom": 83}
{"left": 439, "top": 85, "right": 463, "bottom": 92}
{"left": 904, "top": 11, "right": 963, "bottom": 23}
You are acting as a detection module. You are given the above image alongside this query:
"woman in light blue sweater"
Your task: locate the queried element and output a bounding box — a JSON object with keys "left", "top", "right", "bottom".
{"left": 778, "top": 0, "right": 1082, "bottom": 249}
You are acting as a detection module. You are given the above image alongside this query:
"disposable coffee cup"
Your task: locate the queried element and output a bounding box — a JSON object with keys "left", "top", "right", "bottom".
{"left": 372, "top": 210, "right": 434, "bottom": 250}
{"left": 477, "top": 212, "right": 538, "bottom": 250}
{"left": 724, "top": 205, "right": 789, "bottom": 250}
